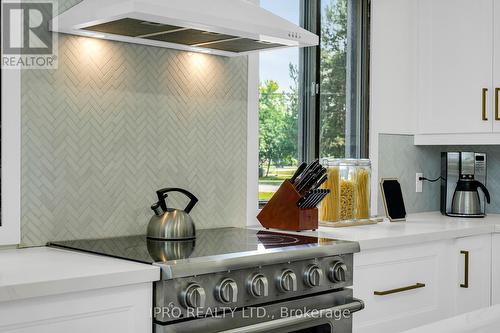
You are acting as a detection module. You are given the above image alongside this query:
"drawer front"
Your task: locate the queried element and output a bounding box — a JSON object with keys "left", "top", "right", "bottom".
{"left": 353, "top": 243, "right": 449, "bottom": 333}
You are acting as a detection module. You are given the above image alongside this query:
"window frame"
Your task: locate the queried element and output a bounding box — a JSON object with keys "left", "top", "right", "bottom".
{"left": 256, "top": 0, "right": 371, "bottom": 208}
{"left": 301, "top": 0, "right": 371, "bottom": 162}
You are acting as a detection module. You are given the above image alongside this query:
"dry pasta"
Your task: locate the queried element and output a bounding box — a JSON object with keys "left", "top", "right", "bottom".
{"left": 355, "top": 169, "right": 370, "bottom": 219}
{"left": 340, "top": 180, "right": 354, "bottom": 220}
{"left": 319, "top": 167, "right": 340, "bottom": 222}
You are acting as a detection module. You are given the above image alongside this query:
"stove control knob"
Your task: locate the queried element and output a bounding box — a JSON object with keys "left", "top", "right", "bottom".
{"left": 329, "top": 260, "right": 348, "bottom": 283}
{"left": 247, "top": 274, "right": 269, "bottom": 298}
{"left": 216, "top": 278, "right": 238, "bottom": 304}
{"left": 181, "top": 283, "right": 206, "bottom": 308}
{"left": 304, "top": 265, "right": 323, "bottom": 287}
{"left": 277, "top": 269, "right": 298, "bottom": 292}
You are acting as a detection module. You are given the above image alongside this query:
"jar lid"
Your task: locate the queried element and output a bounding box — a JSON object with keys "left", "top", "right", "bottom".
{"left": 321, "top": 158, "right": 371, "bottom": 166}
{"left": 321, "top": 158, "right": 340, "bottom": 166}
{"left": 356, "top": 159, "right": 371, "bottom": 166}
{"left": 338, "top": 158, "right": 359, "bottom": 166}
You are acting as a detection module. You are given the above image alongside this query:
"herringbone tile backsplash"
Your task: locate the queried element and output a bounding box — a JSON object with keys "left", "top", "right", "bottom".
{"left": 21, "top": 33, "right": 248, "bottom": 246}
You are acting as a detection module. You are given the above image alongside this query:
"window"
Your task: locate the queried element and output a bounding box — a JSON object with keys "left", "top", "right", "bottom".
{"left": 259, "top": 0, "right": 300, "bottom": 202}
{"left": 258, "top": 0, "right": 369, "bottom": 203}
{"left": 319, "top": 0, "right": 369, "bottom": 159}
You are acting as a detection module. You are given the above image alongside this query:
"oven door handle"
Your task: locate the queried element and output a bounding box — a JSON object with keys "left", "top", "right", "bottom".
{"left": 217, "top": 299, "right": 365, "bottom": 333}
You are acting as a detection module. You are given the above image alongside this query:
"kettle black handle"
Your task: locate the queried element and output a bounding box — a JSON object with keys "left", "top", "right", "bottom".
{"left": 156, "top": 188, "right": 198, "bottom": 213}
{"left": 474, "top": 181, "right": 491, "bottom": 204}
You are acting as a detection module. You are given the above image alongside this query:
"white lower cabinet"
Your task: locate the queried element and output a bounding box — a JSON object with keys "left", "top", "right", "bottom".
{"left": 353, "top": 235, "right": 492, "bottom": 333}
{"left": 452, "top": 234, "right": 492, "bottom": 314}
{"left": 0, "top": 283, "right": 152, "bottom": 333}
{"left": 493, "top": 234, "right": 500, "bottom": 305}
{"left": 353, "top": 242, "right": 450, "bottom": 333}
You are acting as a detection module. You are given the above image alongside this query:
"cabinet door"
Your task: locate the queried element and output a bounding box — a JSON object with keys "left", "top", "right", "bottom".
{"left": 417, "top": 0, "right": 494, "bottom": 134}
{"left": 494, "top": 0, "right": 500, "bottom": 133}
{"left": 353, "top": 242, "right": 450, "bottom": 333}
{"left": 0, "top": 283, "right": 152, "bottom": 333}
{"left": 493, "top": 234, "right": 500, "bottom": 305}
{"left": 452, "top": 235, "right": 491, "bottom": 315}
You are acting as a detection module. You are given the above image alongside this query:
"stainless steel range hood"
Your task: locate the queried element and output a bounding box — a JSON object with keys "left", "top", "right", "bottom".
{"left": 50, "top": 0, "right": 319, "bottom": 56}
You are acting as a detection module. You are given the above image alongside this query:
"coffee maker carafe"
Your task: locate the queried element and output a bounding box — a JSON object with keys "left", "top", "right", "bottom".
{"left": 441, "top": 152, "right": 491, "bottom": 218}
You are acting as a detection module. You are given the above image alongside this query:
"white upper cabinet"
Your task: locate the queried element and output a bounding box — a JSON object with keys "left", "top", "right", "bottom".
{"left": 414, "top": 0, "right": 500, "bottom": 144}
{"left": 417, "top": 0, "right": 493, "bottom": 135}
{"left": 494, "top": 0, "right": 500, "bottom": 133}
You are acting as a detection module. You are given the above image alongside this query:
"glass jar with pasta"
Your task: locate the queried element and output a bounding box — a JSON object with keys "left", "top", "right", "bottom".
{"left": 319, "top": 159, "right": 340, "bottom": 222}
{"left": 320, "top": 158, "right": 371, "bottom": 223}
{"left": 354, "top": 159, "right": 371, "bottom": 220}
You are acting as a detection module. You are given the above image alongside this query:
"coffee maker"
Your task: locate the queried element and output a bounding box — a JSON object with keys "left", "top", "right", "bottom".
{"left": 441, "top": 152, "right": 491, "bottom": 217}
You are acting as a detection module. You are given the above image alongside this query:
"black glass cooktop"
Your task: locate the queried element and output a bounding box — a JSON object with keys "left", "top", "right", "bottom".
{"left": 49, "top": 228, "right": 349, "bottom": 264}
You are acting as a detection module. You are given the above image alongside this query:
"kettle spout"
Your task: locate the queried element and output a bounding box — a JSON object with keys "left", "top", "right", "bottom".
{"left": 151, "top": 202, "right": 164, "bottom": 216}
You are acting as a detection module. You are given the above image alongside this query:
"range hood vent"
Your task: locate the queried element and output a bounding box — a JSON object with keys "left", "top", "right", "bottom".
{"left": 50, "top": 0, "right": 319, "bottom": 56}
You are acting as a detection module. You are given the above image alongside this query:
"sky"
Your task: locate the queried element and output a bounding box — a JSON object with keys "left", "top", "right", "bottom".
{"left": 258, "top": 1, "right": 336, "bottom": 93}
{"left": 259, "top": 0, "right": 300, "bottom": 93}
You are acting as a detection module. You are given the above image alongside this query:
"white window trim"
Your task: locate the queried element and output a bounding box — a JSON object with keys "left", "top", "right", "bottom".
{"left": 246, "top": 0, "right": 260, "bottom": 227}
{"left": 246, "top": 52, "right": 260, "bottom": 227}
{"left": 1, "top": 67, "right": 21, "bottom": 245}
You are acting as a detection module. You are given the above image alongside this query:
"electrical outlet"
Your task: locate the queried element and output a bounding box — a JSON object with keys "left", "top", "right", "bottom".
{"left": 416, "top": 173, "right": 423, "bottom": 193}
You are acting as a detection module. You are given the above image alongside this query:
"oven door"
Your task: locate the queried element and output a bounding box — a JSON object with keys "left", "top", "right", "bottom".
{"left": 155, "top": 289, "right": 363, "bottom": 333}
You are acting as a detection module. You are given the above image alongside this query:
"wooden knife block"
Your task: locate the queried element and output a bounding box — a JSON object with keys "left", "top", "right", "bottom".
{"left": 257, "top": 180, "right": 318, "bottom": 231}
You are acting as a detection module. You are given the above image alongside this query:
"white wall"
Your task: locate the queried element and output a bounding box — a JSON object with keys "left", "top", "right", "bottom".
{"left": 246, "top": 0, "right": 260, "bottom": 226}
{"left": 1, "top": 68, "right": 21, "bottom": 246}
{"left": 246, "top": 52, "right": 260, "bottom": 226}
{"left": 369, "top": 0, "right": 418, "bottom": 214}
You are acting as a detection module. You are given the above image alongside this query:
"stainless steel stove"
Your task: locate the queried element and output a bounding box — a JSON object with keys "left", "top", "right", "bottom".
{"left": 50, "top": 228, "right": 363, "bottom": 333}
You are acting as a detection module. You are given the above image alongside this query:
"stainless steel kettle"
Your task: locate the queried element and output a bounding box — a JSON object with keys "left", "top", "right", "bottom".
{"left": 146, "top": 238, "right": 195, "bottom": 262}
{"left": 451, "top": 180, "right": 491, "bottom": 217}
{"left": 147, "top": 188, "right": 198, "bottom": 240}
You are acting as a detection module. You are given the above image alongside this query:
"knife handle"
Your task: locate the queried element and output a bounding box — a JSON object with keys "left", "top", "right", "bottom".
{"left": 313, "top": 190, "right": 329, "bottom": 207}
{"left": 299, "top": 167, "right": 326, "bottom": 193}
{"left": 291, "top": 162, "right": 307, "bottom": 184}
{"left": 295, "top": 160, "right": 319, "bottom": 189}
{"left": 297, "top": 191, "right": 312, "bottom": 208}
{"left": 311, "top": 174, "right": 328, "bottom": 190}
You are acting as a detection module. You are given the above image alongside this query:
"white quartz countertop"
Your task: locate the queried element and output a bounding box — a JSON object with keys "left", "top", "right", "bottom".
{"left": 265, "top": 212, "right": 500, "bottom": 251}
{"left": 0, "top": 246, "right": 160, "bottom": 303}
{"left": 402, "top": 304, "right": 500, "bottom": 333}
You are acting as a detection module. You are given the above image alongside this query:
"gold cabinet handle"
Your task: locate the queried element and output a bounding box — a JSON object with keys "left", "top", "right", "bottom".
{"left": 482, "top": 88, "right": 488, "bottom": 121}
{"left": 460, "top": 250, "right": 469, "bottom": 288}
{"left": 495, "top": 88, "right": 499, "bottom": 121}
{"left": 374, "top": 283, "right": 426, "bottom": 296}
